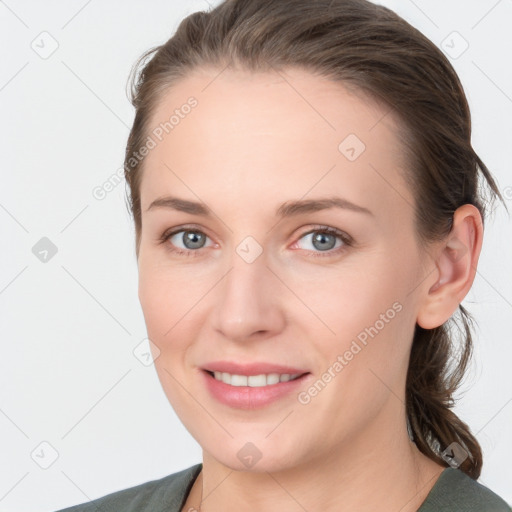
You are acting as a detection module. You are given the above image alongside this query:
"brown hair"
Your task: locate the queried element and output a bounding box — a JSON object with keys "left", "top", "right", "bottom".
{"left": 123, "top": 0, "right": 506, "bottom": 479}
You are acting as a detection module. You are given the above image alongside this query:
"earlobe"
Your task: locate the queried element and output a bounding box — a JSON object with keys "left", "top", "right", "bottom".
{"left": 416, "top": 205, "right": 483, "bottom": 330}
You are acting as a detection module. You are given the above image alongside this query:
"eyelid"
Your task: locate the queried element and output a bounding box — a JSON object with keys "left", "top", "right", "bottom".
{"left": 295, "top": 225, "right": 353, "bottom": 245}
{"left": 159, "top": 223, "right": 211, "bottom": 240}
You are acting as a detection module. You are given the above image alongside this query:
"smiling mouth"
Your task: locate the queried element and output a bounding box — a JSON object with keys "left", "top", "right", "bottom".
{"left": 204, "top": 369, "right": 310, "bottom": 387}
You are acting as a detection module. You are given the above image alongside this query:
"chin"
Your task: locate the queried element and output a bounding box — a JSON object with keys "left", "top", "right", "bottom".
{"left": 202, "top": 439, "right": 305, "bottom": 475}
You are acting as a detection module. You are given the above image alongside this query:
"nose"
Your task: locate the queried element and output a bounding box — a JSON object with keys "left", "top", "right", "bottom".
{"left": 211, "top": 249, "right": 286, "bottom": 342}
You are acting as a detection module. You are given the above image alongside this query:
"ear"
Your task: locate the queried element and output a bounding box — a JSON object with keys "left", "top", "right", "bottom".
{"left": 416, "top": 204, "right": 484, "bottom": 330}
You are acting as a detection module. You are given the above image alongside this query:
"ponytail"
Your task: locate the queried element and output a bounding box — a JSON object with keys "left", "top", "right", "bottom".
{"left": 406, "top": 304, "right": 482, "bottom": 478}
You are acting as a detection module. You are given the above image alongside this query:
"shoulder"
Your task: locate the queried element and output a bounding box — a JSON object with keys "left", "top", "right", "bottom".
{"left": 419, "top": 467, "right": 511, "bottom": 512}
{"left": 52, "top": 463, "right": 202, "bottom": 512}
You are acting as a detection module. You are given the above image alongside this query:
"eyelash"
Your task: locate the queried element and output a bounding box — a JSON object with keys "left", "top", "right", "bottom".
{"left": 158, "top": 224, "right": 353, "bottom": 259}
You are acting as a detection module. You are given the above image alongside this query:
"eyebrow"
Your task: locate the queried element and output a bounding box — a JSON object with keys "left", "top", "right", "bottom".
{"left": 146, "top": 195, "right": 374, "bottom": 218}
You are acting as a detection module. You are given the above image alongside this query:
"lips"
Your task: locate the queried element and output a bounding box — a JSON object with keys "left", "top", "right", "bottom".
{"left": 201, "top": 368, "right": 312, "bottom": 409}
{"left": 202, "top": 361, "right": 310, "bottom": 376}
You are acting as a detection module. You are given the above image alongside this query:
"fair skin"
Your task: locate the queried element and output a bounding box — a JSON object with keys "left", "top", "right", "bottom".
{"left": 136, "top": 67, "right": 483, "bottom": 512}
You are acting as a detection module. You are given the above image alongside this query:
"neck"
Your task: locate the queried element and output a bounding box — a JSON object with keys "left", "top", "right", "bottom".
{"left": 185, "top": 407, "right": 446, "bottom": 512}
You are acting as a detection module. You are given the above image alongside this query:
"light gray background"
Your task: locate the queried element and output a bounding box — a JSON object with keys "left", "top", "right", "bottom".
{"left": 1, "top": 1, "right": 511, "bottom": 510}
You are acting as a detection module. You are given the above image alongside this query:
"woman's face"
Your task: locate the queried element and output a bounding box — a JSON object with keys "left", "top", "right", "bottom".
{"left": 137, "top": 67, "right": 431, "bottom": 472}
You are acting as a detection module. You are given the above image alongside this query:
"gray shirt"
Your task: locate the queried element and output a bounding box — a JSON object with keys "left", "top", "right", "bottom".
{"left": 53, "top": 463, "right": 511, "bottom": 511}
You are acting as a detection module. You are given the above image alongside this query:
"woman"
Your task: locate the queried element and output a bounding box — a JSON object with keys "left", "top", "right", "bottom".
{"left": 55, "top": 0, "right": 510, "bottom": 510}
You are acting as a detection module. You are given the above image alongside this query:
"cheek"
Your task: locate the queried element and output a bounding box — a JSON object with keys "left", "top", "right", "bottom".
{"left": 138, "top": 264, "right": 188, "bottom": 354}
{"left": 138, "top": 272, "right": 168, "bottom": 337}
{"left": 302, "top": 252, "right": 413, "bottom": 383}
{"left": 291, "top": 255, "right": 402, "bottom": 342}
{"left": 138, "top": 256, "right": 202, "bottom": 327}
{"left": 138, "top": 270, "right": 195, "bottom": 406}
{"left": 137, "top": 261, "right": 213, "bottom": 378}
{"left": 330, "top": 253, "right": 419, "bottom": 394}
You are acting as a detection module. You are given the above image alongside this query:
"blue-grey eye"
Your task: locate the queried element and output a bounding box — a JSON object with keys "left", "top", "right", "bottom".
{"left": 170, "top": 230, "right": 210, "bottom": 250}
{"left": 297, "top": 230, "right": 344, "bottom": 252}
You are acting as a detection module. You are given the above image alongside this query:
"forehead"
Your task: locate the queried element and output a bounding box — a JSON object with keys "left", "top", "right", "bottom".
{"left": 139, "top": 67, "right": 411, "bottom": 217}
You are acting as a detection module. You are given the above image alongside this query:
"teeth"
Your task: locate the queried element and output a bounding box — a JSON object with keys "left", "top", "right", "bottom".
{"left": 212, "top": 371, "right": 302, "bottom": 387}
